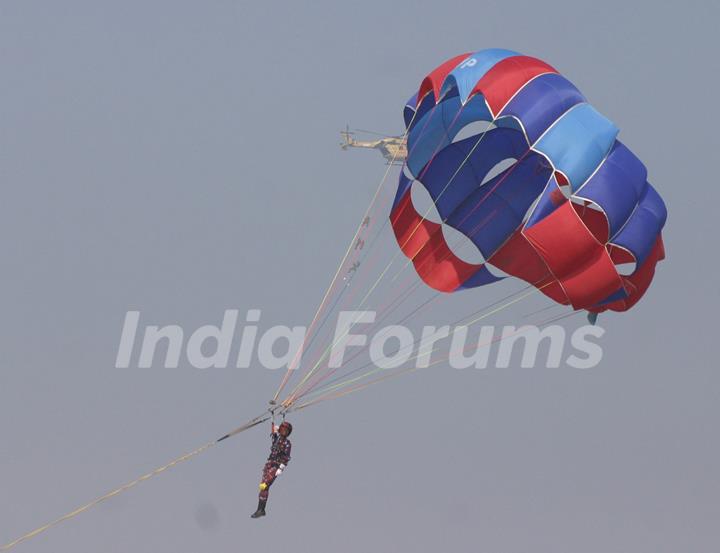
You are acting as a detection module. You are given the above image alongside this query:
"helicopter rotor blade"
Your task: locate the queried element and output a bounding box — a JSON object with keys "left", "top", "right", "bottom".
{"left": 352, "top": 128, "right": 399, "bottom": 138}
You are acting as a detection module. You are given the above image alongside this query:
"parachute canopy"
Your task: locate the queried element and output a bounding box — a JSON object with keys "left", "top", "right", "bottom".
{"left": 391, "top": 49, "right": 667, "bottom": 314}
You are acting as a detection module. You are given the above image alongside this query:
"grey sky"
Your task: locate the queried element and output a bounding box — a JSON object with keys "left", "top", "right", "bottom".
{"left": 1, "top": 1, "right": 718, "bottom": 552}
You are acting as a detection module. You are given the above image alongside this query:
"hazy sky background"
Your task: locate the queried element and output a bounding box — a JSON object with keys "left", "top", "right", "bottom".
{"left": 1, "top": 1, "right": 718, "bottom": 552}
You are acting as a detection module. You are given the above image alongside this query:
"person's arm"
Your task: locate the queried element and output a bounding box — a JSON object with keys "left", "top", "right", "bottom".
{"left": 270, "top": 423, "right": 280, "bottom": 450}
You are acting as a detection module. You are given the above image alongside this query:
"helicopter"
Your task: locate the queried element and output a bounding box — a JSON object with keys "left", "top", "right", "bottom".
{"left": 340, "top": 125, "right": 407, "bottom": 165}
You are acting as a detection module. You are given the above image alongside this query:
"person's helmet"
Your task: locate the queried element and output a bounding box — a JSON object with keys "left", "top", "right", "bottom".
{"left": 278, "top": 421, "right": 293, "bottom": 436}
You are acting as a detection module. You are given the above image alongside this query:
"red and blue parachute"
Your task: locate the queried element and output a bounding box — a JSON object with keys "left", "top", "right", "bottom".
{"left": 391, "top": 49, "right": 666, "bottom": 316}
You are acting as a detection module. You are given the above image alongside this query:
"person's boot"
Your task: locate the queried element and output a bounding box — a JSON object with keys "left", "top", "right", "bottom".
{"left": 250, "top": 498, "right": 267, "bottom": 518}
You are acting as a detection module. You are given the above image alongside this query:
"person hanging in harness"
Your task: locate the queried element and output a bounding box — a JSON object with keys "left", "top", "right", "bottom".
{"left": 251, "top": 419, "right": 292, "bottom": 518}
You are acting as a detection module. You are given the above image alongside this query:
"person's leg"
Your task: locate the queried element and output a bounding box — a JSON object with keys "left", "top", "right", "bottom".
{"left": 251, "top": 463, "right": 277, "bottom": 518}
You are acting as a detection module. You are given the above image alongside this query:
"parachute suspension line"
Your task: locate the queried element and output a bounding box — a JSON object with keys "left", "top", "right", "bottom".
{"left": 290, "top": 218, "right": 396, "bottom": 372}
{"left": 282, "top": 251, "right": 437, "bottom": 407}
{"left": 341, "top": 216, "right": 390, "bottom": 293}
{"left": 523, "top": 302, "right": 565, "bottom": 319}
{"left": 289, "top": 214, "right": 415, "bottom": 391}
{"left": 271, "top": 110, "right": 420, "bottom": 404}
{"left": 429, "top": 290, "right": 571, "bottom": 365}
{"left": 536, "top": 309, "right": 581, "bottom": 326}
{"left": 296, "top": 295, "right": 448, "bottom": 396}
{"left": 289, "top": 372, "right": 396, "bottom": 413}
{"left": 460, "top": 280, "right": 550, "bottom": 327}
{"left": 320, "top": 221, "right": 447, "bottom": 373}
{"left": 294, "top": 271, "right": 426, "bottom": 399}
{"left": 303, "top": 216, "right": 392, "bottom": 358}
{"left": 297, "top": 286, "right": 539, "bottom": 405}
{"left": 290, "top": 224, "right": 446, "bottom": 398}
{"left": 303, "top": 222, "right": 398, "bottom": 364}
{"left": 292, "top": 319, "right": 497, "bottom": 409}
{"left": 290, "top": 277, "right": 351, "bottom": 373}
{"left": 288, "top": 284, "right": 563, "bottom": 412}
{"left": 281, "top": 286, "right": 379, "bottom": 406}
{"left": 0, "top": 413, "right": 271, "bottom": 552}
{"left": 287, "top": 353, "right": 447, "bottom": 412}
{"left": 271, "top": 199, "right": 381, "bottom": 404}
{"left": 294, "top": 289, "right": 439, "bottom": 401}
{"left": 292, "top": 284, "right": 536, "bottom": 403}
{"left": 280, "top": 269, "right": 403, "bottom": 407}
{"left": 328, "top": 281, "right": 551, "bottom": 400}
